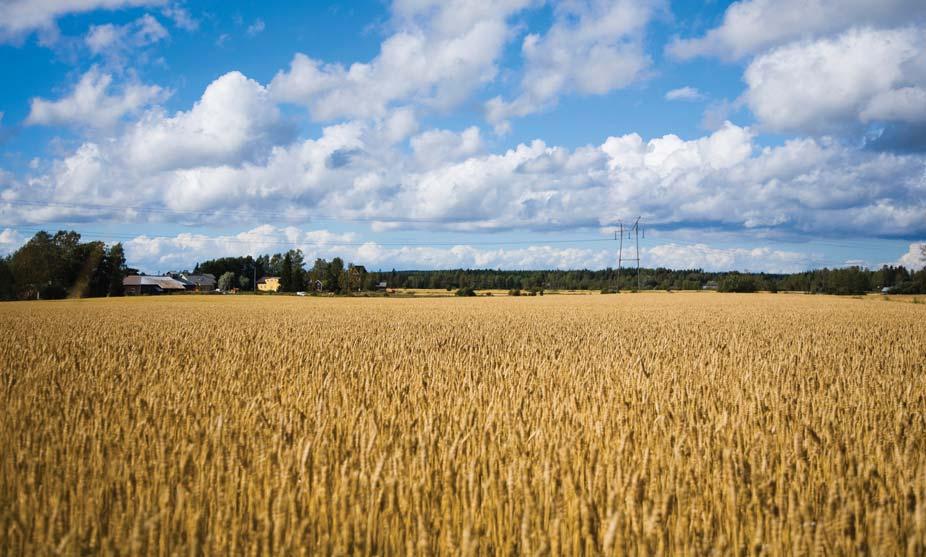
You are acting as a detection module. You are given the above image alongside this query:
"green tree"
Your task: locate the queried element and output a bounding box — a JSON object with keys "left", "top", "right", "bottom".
{"left": 107, "top": 243, "right": 127, "bottom": 296}
{"left": 11, "top": 231, "right": 60, "bottom": 299}
{"left": 310, "top": 258, "right": 328, "bottom": 290}
{"left": 289, "top": 249, "right": 306, "bottom": 291}
{"left": 327, "top": 257, "right": 345, "bottom": 293}
{"left": 218, "top": 271, "right": 236, "bottom": 292}
{"left": 280, "top": 252, "right": 293, "bottom": 292}
{"left": 0, "top": 257, "right": 15, "bottom": 300}
{"left": 268, "top": 253, "right": 285, "bottom": 277}
{"left": 72, "top": 240, "right": 107, "bottom": 298}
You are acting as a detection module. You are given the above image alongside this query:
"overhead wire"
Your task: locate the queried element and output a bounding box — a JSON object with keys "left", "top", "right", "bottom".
{"left": 1, "top": 199, "right": 895, "bottom": 263}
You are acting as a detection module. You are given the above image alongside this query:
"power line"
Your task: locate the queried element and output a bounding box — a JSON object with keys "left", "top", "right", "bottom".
{"left": 1, "top": 200, "right": 906, "bottom": 249}
{"left": 3, "top": 225, "right": 614, "bottom": 249}
{"left": 0, "top": 199, "right": 594, "bottom": 226}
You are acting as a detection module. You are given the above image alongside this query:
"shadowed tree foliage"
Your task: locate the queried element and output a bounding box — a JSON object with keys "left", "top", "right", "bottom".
{"left": 4, "top": 231, "right": 128, "bottom": 300}
{"left": 280, "top": 252, "right": 293, "bottom": 292}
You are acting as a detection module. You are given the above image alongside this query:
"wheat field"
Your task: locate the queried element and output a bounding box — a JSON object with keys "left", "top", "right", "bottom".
{"left": 1, "top": 293, "right": 924, "bottom": 555}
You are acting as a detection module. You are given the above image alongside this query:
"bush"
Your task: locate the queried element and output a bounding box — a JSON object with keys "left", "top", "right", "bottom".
{"left": 509, "top": 289, "right": 521, "bottom": 296}
{"left": 455, "top": 287, "right": 476, "bottom": 297}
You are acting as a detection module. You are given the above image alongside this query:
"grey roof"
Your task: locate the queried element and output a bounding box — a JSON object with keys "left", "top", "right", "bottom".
{"left": 173, "top": 276, "right": 195, "bottom": 287}
{"left": 182, "top": 273, "right": 216, "bottom": 286}
{"left": 123, "top": 275, "right": 188, "bottom": 290}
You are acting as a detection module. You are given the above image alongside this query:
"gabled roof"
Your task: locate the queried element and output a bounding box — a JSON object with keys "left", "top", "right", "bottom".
{"left": 173, "top": 276, "right": 195, "bottom": 287}
{"left": 182, "top": 273, "right": 216, "bottom": 286}
{"left": 123, "top": 275, "right": 188, "bottom": 290}
{"left": 257, "top": 276, "right": 280, "bottom": 283}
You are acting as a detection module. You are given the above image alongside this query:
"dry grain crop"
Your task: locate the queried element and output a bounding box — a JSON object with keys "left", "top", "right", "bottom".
{"left": 1, "top": 293, "right": 924, "bottom": 555}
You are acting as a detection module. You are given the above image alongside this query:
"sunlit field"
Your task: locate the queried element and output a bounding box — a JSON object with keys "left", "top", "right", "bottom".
{"left": 1, "top": 293, "right": 924, "bottom": 555}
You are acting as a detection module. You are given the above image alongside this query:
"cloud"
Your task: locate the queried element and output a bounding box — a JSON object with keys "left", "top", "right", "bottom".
{"left": 665, "top": 86, "right": 704, "bottom": 102}
{"left": 411, "top": 126, "right": 483, "bottom": 168}
{"left": 3, "top": 71, "right": 290, "bottom": 219}
{"left": 644, "top": 243, "right": 816, "bottom": 273}
{"left": 85, "top": 13, "right": 168, "bottom": 62}
{"left": 382, "top": 106, "right": 418, "bottom": 144}
{"left": 270, "top": 0, "right": 531, "bottom": 121}
{"left": 666, "top": 0, "right": 925, "bottom": 60}
{"left": 744, "top": 27, "right": 926, "bottom": 134}
{"left": 119, "top": 224, "right": 830, "bottom": 273}
{"left": 121, "top": 225, "right": 614, "bottom": 272}
{"left": 485, "top": 0, "right": 659, "bottom": 131}
{"left": 6, "top": 70, "right": 926, "bottom": 243}
{"left": 859, "top": 87, "right": 926, "bottom": 123}
{"left": 0, "top": 0, "right": 167, "bottom": 43}
{"left": 246, "top": 18, "right": 265, "bottom": 37}
{"left": 26, "top": 67, "right": 168, "bottom": 128}
{"left": 120, "top": 71, "right": 288, "bottom": 173}
{"left": 897, "top": 242, "right": 926, "bottom": 269}
{"left": 865, "top": 122, "right": 926, "bottom": 153}
{"left": 124, "top": 225, "right": 359, "bottom": 271}
{"left": 0, "top": 228, "right": 24, "bottom": 255}
{"left": 161, "top": 4, "right": 197, "bottom": 31}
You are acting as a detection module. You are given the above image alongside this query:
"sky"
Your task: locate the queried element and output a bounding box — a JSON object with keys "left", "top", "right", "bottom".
{"left": 0, "top": 0, "right": 925, "bottom": 274}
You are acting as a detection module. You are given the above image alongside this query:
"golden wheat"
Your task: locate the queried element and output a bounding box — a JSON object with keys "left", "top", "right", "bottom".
{"left": 1, "top": 293, "right": 924, "bottom": 555}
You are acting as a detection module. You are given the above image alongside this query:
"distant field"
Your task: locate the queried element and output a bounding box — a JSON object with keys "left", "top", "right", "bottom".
{"left": 1, "top": 294, "right": 924, "bottom": 555}
{"left": 387, "top": 288, "right": 599, "bottom": 296}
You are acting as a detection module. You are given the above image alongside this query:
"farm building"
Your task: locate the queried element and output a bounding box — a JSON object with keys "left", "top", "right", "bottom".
{"left": 257, "top": 276, "right": 281, "bottom": 292}
{"left": 181, "top": 273, "right": 217, "bottom": 292}
{"left": 123, "top": 275, "right": 188, "bottom": 295}
{"left": 166, "top": 272, "right": 217, "bottom": 292}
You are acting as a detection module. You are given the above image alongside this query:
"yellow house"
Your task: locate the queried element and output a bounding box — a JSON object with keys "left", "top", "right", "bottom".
{"left": 257, "top": 276, "right": 281, "bottom": 292}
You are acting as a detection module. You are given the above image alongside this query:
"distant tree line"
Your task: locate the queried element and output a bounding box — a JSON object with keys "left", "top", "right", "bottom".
{"left": 2, "top": 230, "right": 924, "bottom": 300}
{"left": 366, "top": 264, "right": 926, "bottom": 295}
{"left": 0, "top": 231, "right": 129, "bottom": 300}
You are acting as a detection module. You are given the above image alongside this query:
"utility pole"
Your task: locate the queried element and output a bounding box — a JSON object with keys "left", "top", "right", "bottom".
{"left": 616, "top": 223, "right": 624, "bottom": 292}
{"left": 615, "top": 217, "right": 643, "bottom": 292}
{"left": 635, "top": 218, "right": 642, "bottom": 291}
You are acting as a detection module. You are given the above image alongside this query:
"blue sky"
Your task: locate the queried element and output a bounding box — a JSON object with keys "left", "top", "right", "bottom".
{"left": 1, "top": 0, "right": 924, "bottom": 273}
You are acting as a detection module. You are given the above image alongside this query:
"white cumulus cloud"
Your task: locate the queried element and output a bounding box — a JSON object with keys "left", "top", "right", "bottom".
{"left": 645, "top": 243, "right": 816, "bottom": 273}
{"left": 0, "top": 0, "right": 167, "bottom": 42}
{"left": 6, "top": 76, "right": 926, "bottom": 244}
{"left": 664, "top": 86, "right": 704, "bottom": 101}
{"left": 897, "top": 242, "right": 926, "bottom": 269}
{"left": 119, "top": 225, "right": 831, "bottom": 273}
{"left": 0, "top": 228, "right": 25, "bottom": 255}
{"left": 26, "top": 67, "right": 168, "bottom": 129}
{"left": 85, "top": 13, "right": 168, "bottom": 58}
{"left": 486, "top": 0, "right": 659, "bottom": 131}
{"left": 121, "top": 71, "right": 287, "bottom": 173}
{"left": 743, "top": 27, "right": 926, "bottom": 133}
{"left": 270, "top": 0, "right": 531, "bottom": 121}
{"left": 667, "top": 0, "right": 925, "bottom": 60}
